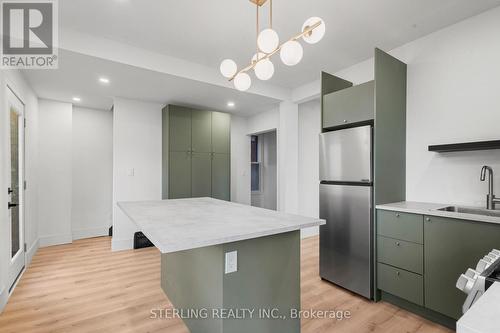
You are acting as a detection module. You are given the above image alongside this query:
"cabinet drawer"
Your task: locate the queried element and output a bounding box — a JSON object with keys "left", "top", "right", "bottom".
{"left": 377, "top": 210, "right": 423, "bottom": 244}
{"left": 377, "top": 263, "right": 424, "bottom": 306}
{"left": 377, "top": 236, "right": 423, "bottom": 274}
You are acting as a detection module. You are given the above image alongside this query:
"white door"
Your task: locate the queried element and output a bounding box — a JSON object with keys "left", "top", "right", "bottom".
{"left": 6, "top": 87, "right": 25, "bottom": 290}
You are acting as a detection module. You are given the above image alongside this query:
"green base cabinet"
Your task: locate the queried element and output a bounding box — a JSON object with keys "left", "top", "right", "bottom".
{"left": 376, "top": 210, "right": 424, "bottom": 306}
{"left": 377, "top": 236, "right": 423, "bottom": 274}
{"left": 377, "top": 208, "right": 500, "bottom": 326}
{"left": 377, "top": 263, "right": 423, "bottom": 306}
{"left": 424, "top": 215, "right": 500, "bottom": 319}
{"left": 377, "top": 210, "right": 423, "bottom": 244}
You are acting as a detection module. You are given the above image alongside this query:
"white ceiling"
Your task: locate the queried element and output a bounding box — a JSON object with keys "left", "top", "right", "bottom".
{"left": 58, "top": 0, "right": 500, "bottom": 88}
{"left": 21, "top": 50, "right": 280, "bottom": 115}
{"left": 22, "top": 0, "right": 500, "bottom": 113}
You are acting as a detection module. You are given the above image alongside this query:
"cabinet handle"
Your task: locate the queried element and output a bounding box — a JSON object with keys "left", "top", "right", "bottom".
{"left": 426, "top": 217, "right": 431, "bottom": 222}
{"left": 396, "top": 271, "right": 400, "bottom": 276}
{"left": 396, "top": 242, "right": 401, "bottom": 246}
{"left": 343, "top": 120, "right": 347, "bottom": 123}
{"left": 396, "top": 213, "right": 400, "bottom": 218}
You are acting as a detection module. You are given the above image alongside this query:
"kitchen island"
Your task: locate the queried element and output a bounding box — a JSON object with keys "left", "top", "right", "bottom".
{"left": 118, "top": 198, "right": 325, "bottom": 333}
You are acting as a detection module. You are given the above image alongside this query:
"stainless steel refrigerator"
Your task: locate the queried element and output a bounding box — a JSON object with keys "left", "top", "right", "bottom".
{"left": 319, "top": 125, "right": 373, "bottom": 299}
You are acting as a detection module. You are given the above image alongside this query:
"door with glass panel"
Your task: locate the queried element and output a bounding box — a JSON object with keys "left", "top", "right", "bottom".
{"left": 7, "top": 87, "right": 25, "bottom": 290}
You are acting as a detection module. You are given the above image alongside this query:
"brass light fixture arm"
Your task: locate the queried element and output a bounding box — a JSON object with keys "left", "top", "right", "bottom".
{"left": 228, "top": 20, "right": 321, "bottom": 81}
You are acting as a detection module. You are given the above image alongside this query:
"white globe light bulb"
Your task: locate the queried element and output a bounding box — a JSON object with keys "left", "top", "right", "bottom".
{"left": 257, "top": 29, "right": 279, "bottom": 54}
{"left": 302, "top": 17, "right": 326, "bottom": 44}
{"left": 234, "top": 72, "right": 251, "bottom": 91}
{"left": 254, "top": 59, "right": 275, "bottom": 81}
{"left": 280, "top": 40, "right": 303, "bottom": 66}
{"left": 220, "top": 59, "right": 237, "bottom": 78}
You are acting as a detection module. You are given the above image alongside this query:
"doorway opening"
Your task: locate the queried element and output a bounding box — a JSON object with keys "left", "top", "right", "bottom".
{"left": 6, "top": 86, "right": 25, "bottom": 291}
{"left": 250, "top": 130, "right": 277, "bottom": 210}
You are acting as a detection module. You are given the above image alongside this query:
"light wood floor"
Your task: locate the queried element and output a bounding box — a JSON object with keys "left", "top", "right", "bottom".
{"left": 0, "top": 236, "right": 452, "bottom": 333}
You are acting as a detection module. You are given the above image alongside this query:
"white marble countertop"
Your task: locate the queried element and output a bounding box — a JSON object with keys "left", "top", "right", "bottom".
{"left": 457, "top": 282, "right": 500, "bottom": 333}
{"left": 118, "top": 198, "right": 325, "bottom": 254}
{"left": 376, "top": 201, "right": 500, "bottom": 225}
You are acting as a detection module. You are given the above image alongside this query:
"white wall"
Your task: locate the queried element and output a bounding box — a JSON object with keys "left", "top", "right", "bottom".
{"left": 112, "top": 98, "right": 162, "bottom": 251}
{"left": 232, "top": 108, "right": 280, "bottom": 209}
{"left": 38, "top": 100, "right": 73, "bottom": 247}
{"left": 0, "top": 70, "right": 40, "bottom": 311}
{"left": 72, "top": 107, "right": 113, "bottom": 240}
{"left": 278, "top": 101, "right": 299, "bottom": 214}
{"left": 298, "top": 99, "right": 321, "bottom": 238}
{"left": 332, "top": 6, "right": 500, "bottom": 207}
{"left": 230, "top": 115, "right": 251, "bottom": 205}
{"left": 247, "top": 107, "right": 280, "bottom": 135}
{"left": 240, "top": 105, "right": 300, "bottom": 214}
{"left": 38, "top": 102, "right": 113, "bottom": 247}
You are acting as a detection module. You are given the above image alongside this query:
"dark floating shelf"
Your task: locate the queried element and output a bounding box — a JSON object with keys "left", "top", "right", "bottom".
{"left": 429, "top": 140, "right": 500, "bottom": 153}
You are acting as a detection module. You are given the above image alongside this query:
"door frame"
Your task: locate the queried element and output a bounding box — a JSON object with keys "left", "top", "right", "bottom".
{"left": 248, "top": 129, "right": 278, "bottom": 210}
{"left": 5, "top": 84, "right": 26, "bottom": 292}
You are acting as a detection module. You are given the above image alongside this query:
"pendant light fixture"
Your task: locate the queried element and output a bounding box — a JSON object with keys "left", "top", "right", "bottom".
{"left": 220, "top": 0, "right": 326, "bottom": 91}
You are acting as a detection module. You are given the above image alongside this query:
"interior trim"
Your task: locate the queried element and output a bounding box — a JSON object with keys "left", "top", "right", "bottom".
{"left": 39, "top": 234, "right": 73, "bottom": 248}
{"left": 72, "top": 227, "right": 110, "bottom": 241}
{"left": 111, "top": 237, "right": 134, "bottom": 252}
{"left": 26, "top": 238, "right": 39, "bottom": 266}
{"left": 0, "top": 286, "right": 8, "bottom": 314}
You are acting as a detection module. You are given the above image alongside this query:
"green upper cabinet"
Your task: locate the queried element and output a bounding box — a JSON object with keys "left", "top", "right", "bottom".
{"left": 323, "top": 81, "right": 374, "bottom": 129}
{"left": 212, "top": 153, "right": 230, "bottom": 201}
{"left": 169, "top": 106, "right": 192, "bottom": 152}
{"left": 211, "top": 112, "right": 230, "bottom": 154}
{"left": 424, "top": 216, "right": 500, "bottom": 319}
{"left": 192, "top": 110, "right": 212, "bottom": 153}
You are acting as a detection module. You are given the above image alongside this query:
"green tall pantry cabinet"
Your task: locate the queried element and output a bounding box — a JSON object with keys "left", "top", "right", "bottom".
{"left": 163, "top": 105, "right": 231, "bottom": 201}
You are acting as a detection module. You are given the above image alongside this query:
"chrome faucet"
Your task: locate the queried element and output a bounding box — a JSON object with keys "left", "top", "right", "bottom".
{"left": 480, "top": 166, "right": 500, "bottom": 210}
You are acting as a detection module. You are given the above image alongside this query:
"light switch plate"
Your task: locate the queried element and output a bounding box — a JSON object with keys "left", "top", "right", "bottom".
{"left": 225, "top": 251, "right": 238, "bottom": 274}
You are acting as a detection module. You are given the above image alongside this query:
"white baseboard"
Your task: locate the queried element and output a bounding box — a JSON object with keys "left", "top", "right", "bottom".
{"left": 0, "top": 240, "right": 40, "bottom": 314}
{"left": 26, "top": 238, "right": 39, "bottom": 266}
{"left": 301, "top": 226, "right": 319, "bottom": 239}
{"left": 0, "top": 286, "right": 7, "bottom": 314}
{"left": 72, "top": 226, "right": 110, "bottom": 241}
{"left": 111, "top": 237, "right": 133, "bottom": 252}
{"left": 39, "top": 233, "right": 73, "bottom": 247}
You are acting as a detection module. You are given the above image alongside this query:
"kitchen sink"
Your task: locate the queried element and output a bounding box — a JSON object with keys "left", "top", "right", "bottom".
{"left": 437, "top": 206, "right": 500, "bottom": 218}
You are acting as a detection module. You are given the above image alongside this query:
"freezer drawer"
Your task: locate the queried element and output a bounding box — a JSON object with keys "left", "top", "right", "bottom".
{"left": 319, "top": 184, "right": 372, "bottom": 299}
{"left": 319, "top": 125, "right": 372, "bottom": 182}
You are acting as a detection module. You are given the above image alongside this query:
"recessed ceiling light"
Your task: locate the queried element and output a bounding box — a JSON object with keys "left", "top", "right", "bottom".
{"left": 227, "top": 101, "right": 235, "bottom": 108}
{"left": 72, "top": 97, "right": 81, "bottom": 102}
{"left": 99, "top": 77, "right": 110, "bottom": 84}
